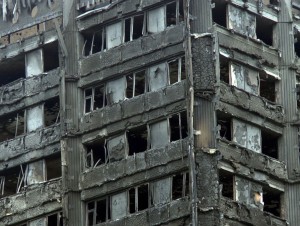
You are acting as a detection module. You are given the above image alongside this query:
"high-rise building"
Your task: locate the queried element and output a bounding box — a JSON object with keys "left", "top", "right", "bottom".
{"left": 0, "top": 0, "right": 299, "bottom": 225}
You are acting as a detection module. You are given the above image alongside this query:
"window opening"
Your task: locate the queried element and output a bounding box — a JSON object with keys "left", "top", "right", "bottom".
{"left": 85, "top": 139, "right": 107, "bottom": 168}
{"left": 127, "top": 125, "right": 148, "bottom": 155}
{"left": 84, "top": 85, "right": 106, "bottom": 114}
{"left": 167, "top": 1, "right": 177, "bottom": 26}
{"left": 46, "top": 154, "right": 62, "bottom": 180}
{"left": 126, "top": 70, "right": 146, "bottom": 98}
{"left": 168, "top": 57, "right": 185, "bottom": 84}
{"left": 169, "top": 111, "right": 188, "bottom": 142}
{"left": 256, "top": 16, "right": 274, "bottom": 46}
{"left": 219, "top": 170, "right": 234, "bottom": 199}
{"left": 263, "top": 187, "right": 281, "bottom": 217}
{"left": 172, "top": 172, "right": 189, "bottom": 200}
{"left": 212, "top": 0, "right": 227, "bottom": 27}
{"left": 44, "top": 97, "right": 60, "bottom": 127}
{"left": 217, "top": 112, "right": 231, "bottom": 141}
{"left": 261, "top": 130, "right": 278, "bottom": 159}
{"left": 86, "top": 198, "right": 111, "bottom": 225}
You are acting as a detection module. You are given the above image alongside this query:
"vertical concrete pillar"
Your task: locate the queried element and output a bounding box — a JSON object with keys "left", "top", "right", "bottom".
{"left": 188, "top": 0, "right": 220, "bottom": 225}
{"left": 62, "top": 1, "right": 82, "bottom": 226}
{"left": 277, "top": 1, "right": 300, "bottom": 225}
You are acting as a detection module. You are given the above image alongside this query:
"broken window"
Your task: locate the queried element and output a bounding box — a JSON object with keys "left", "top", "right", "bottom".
{"left": 235, "top": 176, "right": 263, "bottom": 210}
{"left": 43, "top": 41, "right": 60, "bottom": 72}
{"left": 44, "top": 97, "right": 60, "bottom": 127}
{"left": 263, "top": 186, "right": 282, "bottom": 217}
{"left": 172, "top": 172, "right": 189, "bottom": 200}
{"left": 219, "top": 56, "right": 230, "bottom": 84}
{"left": 0, "top": 53, "right": 26, "bottom": 86}
{"left": 15, "top": 212, "right": 63, "bottom": 226}
{"left": 82, "top": 28, "right": 106, "bottom": 56}
{"left": 169, "top": 111, "right": 188, "bottom": 142}
{"left": 84, "top": 85, "right": 106, "bottom": 113}
{"left": 85, "top": 139, "right": 107, "bottom": 168}
{"left": 87, "top": 198, "right": 111, "bottom": 225}
{"left": 106, "top": 77, "right": 126, "bottom": 105}
{"left": 232, "top": 118, "right": 261, "bottom": 153}
{"left": 0, "top": 166, "right": 20, "bottom": 197}
{"left": 126, "top": 70, "right": 146, "bottom": 98}
{"left": 166, "top": 1, "right": 177, "bottom": 26}
{"left": 227, "top": 4, "right": 256, "bottom": 39}
{"left": 86, "top": 172, "right": 189, "bottom": 224}
{"left": 125, "top": 14, "right": 145, "bottom": 42}
{"left": 219, "top": 170, "right": 234, "bottom": 199}
{"left": 0, "top": 109, "right": 25, "bottom": 142}
{"left": 212, "top": 0, "right": 227, "bottom": 27}
{"left": 220, "top": 58, "right": 278, "bottom": 101}
{"left": 256, "top": 16, "right": 275, "bottom": 46}
{"left": 47, "top": 212, "right": 63, "bottom": 226}
{"left": 217, "top": 112, "right": 232, "bottom": 141}
{"left": 0, "top": 158, "right": 58, "bottom": 197}
{"left": 259, "top": 71, "right": 277, "bottom": 102}
{"left": 129, "top": 184, "right": 149, "bottom": 214}
{"left": 107, "top": 134, "right": 128, "bottom": 162}
{"left": 127, "top": 125, "right": 148, "bottom": 155}
{"left": 168, "top": 57, "right": 186, "bottom": 84}
{"left": 46, "top": 154, "right": 62, "bottom": 180}
{"left": 261, "top": 129, "right": 279, "bottom": 159}
{"left": 230, "top": 62, "right": 259, "bottom": 95}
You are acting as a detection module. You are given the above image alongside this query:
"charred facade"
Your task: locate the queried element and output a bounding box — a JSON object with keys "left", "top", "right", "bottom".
{"left": 0, "top": 0, "right": 300, "bottom": 226}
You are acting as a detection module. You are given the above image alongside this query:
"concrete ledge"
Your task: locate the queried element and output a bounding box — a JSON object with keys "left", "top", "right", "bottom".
{"left": 0, "top": 179, "right": 62, "bottom": 225}
{"left": 81, "top": 139, "right": 188, "bottom": 199}
{"left": 218, "top": 82, "right": 284, "bottom": 126}
{"left": 80, "top": 81, "right": 186, "bottom": 135}
{"left": 0, "top": 124, "right": 61, "bottom": 170}
{"left": 220, "top": 198, "right": 287, "bottom": 226}
{"left": 79, "top": 24, "right": 185, "bottom": 77}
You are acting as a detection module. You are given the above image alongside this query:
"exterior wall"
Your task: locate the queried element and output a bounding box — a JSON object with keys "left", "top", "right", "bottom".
{"left": 0, "top": 0, "right": 299, "bottom": 226}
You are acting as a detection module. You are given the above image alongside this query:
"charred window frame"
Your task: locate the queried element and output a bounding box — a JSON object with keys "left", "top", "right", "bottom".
{"left": 86, "top": 197, "right": 111, "bottom": 225}
{"left": 217, "top": 113, "right": 279, "bottom": 159}
{"left": 263, "top": 186, "right": 282, "bottom": 217}
{"left": 212, "top": 1, "right": 274, "bottom": 46}
{"left": 82, "top": 28, "right": 106, "bottom": 57}
{"left": 219, "top": 56, "right": 278, "bottom": 102}
{"left": 219, "top": 169, "right": 234, "bottom": 200}
{"left": 172, "top": 172, "right": 189, "bottom": 200}
{"left": 85, "top": 172, "right": 189, "bottom": 225}
{"left": 85, "top": 139, "right": 108, "bottom": 168}
{"left": 0, "top": 156, "right": 61, "bottom": 198}
{"left": 84, "top": 56, "right": 185, "bottom": 114}
{"left": 129, "top": 183, "right": 150, "bottom": 214}
{"left": 126, "top": 70, "right": 147, "bottom": 98}
{"left": 124, "top": 14, "right": 145, "bottom": 42}
{"left": 84, "top": 85, "right": 106, "bottom": 114}
{"left": 168, "top": 57, "right": 186, "bottom": 84}
{"left": 82, "top": 0, "right": 184, "bottom": 56}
